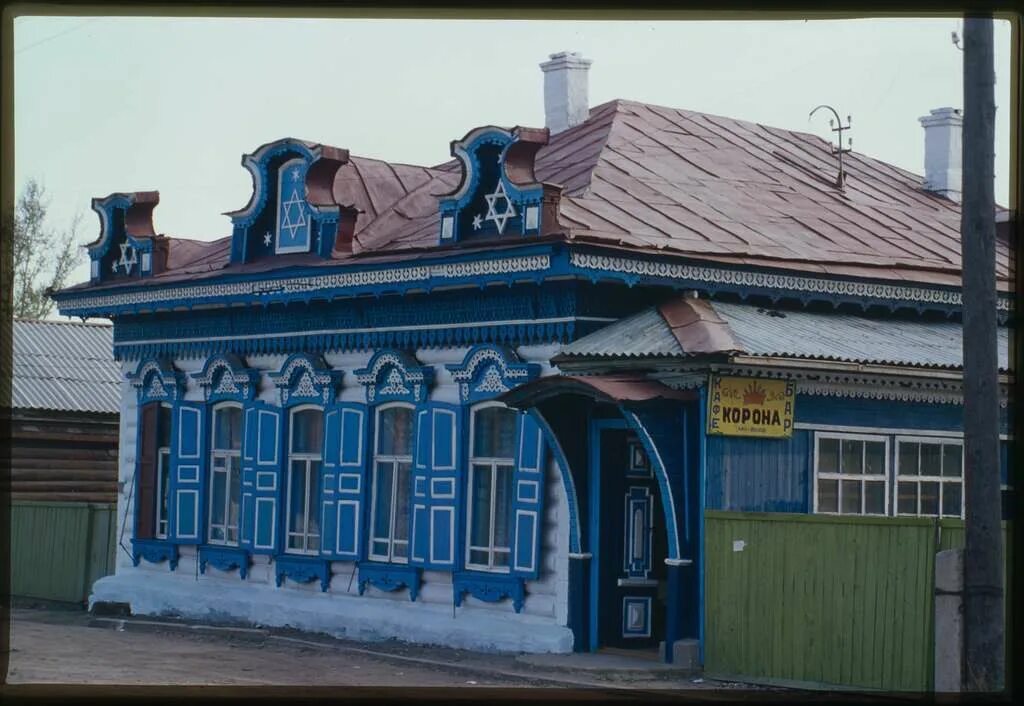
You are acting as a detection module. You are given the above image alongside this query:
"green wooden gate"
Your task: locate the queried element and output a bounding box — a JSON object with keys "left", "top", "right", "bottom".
{"left": 703, "top": 511, "right": 1012, "bottom": 691}
{"left": 10, "top": 501, "right": 117, "bottom": 604}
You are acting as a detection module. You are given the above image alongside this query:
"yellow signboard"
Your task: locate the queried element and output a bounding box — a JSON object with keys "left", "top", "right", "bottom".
{"left": 707, "top": 375, "right": 795, "bottom": 438}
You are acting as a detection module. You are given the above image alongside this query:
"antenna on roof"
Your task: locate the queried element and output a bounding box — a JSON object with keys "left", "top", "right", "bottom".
{"left": 809, "top": 104, "right": 853, "bottom": 188}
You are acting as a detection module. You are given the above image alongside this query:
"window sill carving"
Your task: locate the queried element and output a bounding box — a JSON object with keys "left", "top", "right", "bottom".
{"left": 453, "top": 571, "right": 525, "bottom": 613}
{"left": 131, "top": 539, "right": 179, "bottom": 571}
{"left": 274, "top": 555, "right": 330, "bottom": 591}
{"left": 358, "top": 563, "right": 421, "bottom": 601}
{"left": 199, "top": 545, "right": 250, "bottom": 580}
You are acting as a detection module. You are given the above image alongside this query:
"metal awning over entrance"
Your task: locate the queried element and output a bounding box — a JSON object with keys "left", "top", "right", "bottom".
{"left": 499, "top": 374, "right": 698, "bottom": 408}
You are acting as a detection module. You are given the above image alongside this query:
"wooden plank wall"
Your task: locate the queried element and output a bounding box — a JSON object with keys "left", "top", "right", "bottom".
{"left": 704, "top": 511, "right": 1013, "bottom": 691}
{"left": 11, "top": 411, "right": 119, "bottom": 503}
{"left": 11, "top": 501, "right": 117, "bottom": 603}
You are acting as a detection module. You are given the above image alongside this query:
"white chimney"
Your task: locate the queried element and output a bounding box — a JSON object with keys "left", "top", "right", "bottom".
{"left": 918, "top": 107, "right": 963, "bottom": 202}
{"left": 540, "top": 51, "right": 593, "bottom": 134}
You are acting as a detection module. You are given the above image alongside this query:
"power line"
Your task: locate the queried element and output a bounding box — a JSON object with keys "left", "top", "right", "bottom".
{"left": 15, "top": 18, "right": 102, "bottom": 55}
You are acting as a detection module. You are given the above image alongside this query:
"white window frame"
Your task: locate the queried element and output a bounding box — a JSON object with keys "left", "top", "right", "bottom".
{"left": 285, "top": 404, "right": 323, "bottom": 555}
{"left": 812, "top": 431, "right": 890, "bottom": 516}
{"left": 894, "top": 435, "right": 965, "bottom": 519}
{"left": 465, "top": 400, "right": 517, "bottom": 574}
{"left": 208, "top": 401, "right": 243, "bottom": 546}
{"left": 368, "top": 402, "right": 414, "bottom": 564}
{"left": 154, "top": 403, "right": 172, "bottom": 539}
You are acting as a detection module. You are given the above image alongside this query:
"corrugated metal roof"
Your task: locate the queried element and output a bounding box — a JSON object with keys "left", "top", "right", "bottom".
{"left": 558, "top": 297, "right": 1011, "bottom": 372}
{"left": 12, "top": 319, "right": 121, "bottom": 414}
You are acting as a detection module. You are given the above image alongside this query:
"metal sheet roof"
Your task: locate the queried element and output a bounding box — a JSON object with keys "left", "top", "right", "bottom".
{"left": 12, "top": 319, "right": 121, "bottom": 414}
{"left": 558, "top": 297, "right": 1011, "bottom": 372}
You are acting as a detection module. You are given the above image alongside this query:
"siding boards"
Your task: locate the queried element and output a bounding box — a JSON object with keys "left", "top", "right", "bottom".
{"left": 11, "top": 501, "right": 117, "bottom": 603}
{"left": 705, "top": 432, "right": 811, "bottom": 512}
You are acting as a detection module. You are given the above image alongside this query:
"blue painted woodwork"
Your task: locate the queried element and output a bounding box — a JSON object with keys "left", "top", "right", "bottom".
{"left": 354, "top": 350, "right": 434, "bottom": 404}
{"left": 623, "top": 486, "right": 653, "bottom": 578}
{"left": 511, "top": 411, "right": 546, "bottom": 579}
{"left": 621, "top": 596, "right": 652, "bottom": 638}
{"left": 453, "top": 572, "right": 526, "bottom": 613}
{"left": 190, "top": 353, "right": 260, "bottom": 403}
{"left": 409, "top": 402, "right": 463, "bottom": 570}
{"left": 240, "top": 402, "right": 283, "bottom": 555}
{"left": 794, "top": 394, "right": 971, "bottom": 431}
{"left": 167, "top": 402, "right": 207, "bottom": 545}
{"left": 269, "top": 353, "right": 343, "bottom": 407}
{"left": 357, "top": 563, "right": 421, "bottom": 601}
{"left": 131, "top": 539, "right": 179, "bottom": 570}
{"left": 87, "top": 192, "right": 160, "bottom": 283}
{"left": 128, "top": 358, "right": 185, "bottom": 404}
{"left": 275, "top": 157, "right": 313, "bottom": 254}
{"left": 320, "top": 403, "right": 369, "bottom": 561}
{"left": 446, "top": 345, "right": 541, "bottom": 403}
{"left": 588, "top": 417, "right": 628, "bottom": 652}
{"left": 704, "top": 432, "right": 813, "bottom": 514}
{"left": 529, "top": 407, "right": 583, "bottom": 556}
{"left": 274, "top": 555, "right": 331, "bottom": 591}
{"left": 438, "top": 127, "right": 550, "bottom": 244}
{"left": 199, "top": 545, "right": 250, "bottom": 579}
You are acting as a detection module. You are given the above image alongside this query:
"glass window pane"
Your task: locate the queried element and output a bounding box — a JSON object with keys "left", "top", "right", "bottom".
{"left": 394, "top": 462, "right": 411, "bottom": 543}
{"left": 308, "top": 461, "right": 321, "bottom": 536}
{"left": 211, "top": 467, "right": 226, "bottom": 526}
{"left": 473, "top": 406, "right": 517, "bottom": 459}
{"left": 818, "top": 438, "right": 840, "bottom": 474}
{"left": 469, "top": 549, "right": 489, "bottom": 566}
{"left": 214, "top": 406, "right": 243, "bottom": 451}
{"left": 865, "top": 442, "right": 885, "bottom": 476}
{"left": 897, "top": 481, "right": 918, "bottom": 515}
{"left": 841, "top": 480, "right": 862, "bottom": 514}
{"left": 493, "top": 550, "right": 510, "bottom": 569}
{"left": 898, "top": 442, "right": 920, "bottom": 477}
{"left": 841, "top": 440, "right": 863, "bottom": 475}
{"left": 470, "top": 465, "right": 492, "bottom": 549}
{"left": 818, "top": 478, "right": 838, "bottom": 513}
{"left": 920, "top": 481, "right": 940, "bottom": 515}
{"left": 942, "top": 483, "right": 963, "bottom": 517}
{"left": 493, "top": 466, "right": 513, "bottom": 551}
{"left": 290, "top": 460, "right": 307, "bottom": 535}
{"left": 158, "top": 405, "right": 173, "bottom": 448}
{"left": 377, "top": 406, "right": 414, "bottom": 457}
{"left": 864, "top": 481, "right": 886, "bottom": 515}
{"left": 159, "top": 450, "right": 171, "bottom": 521}
{"left": 943, "top": 445, "right": 963, "bottom": 477}
{"left": 393, "top": 540, "right": 408, "bottom": 561}
{"left": 920, "top": 444, "right": 942, "bottom": 476}
{"left": 372, "top": 462, "right": 394, "bottom": 542}
{"left": 291, "top": 409, "right": 323, "bottom": 454}
{"left": 372, "top": 539, "right": 389, "bottom": 556}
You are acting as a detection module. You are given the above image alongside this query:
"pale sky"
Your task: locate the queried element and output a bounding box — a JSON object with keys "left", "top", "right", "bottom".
{"left": 13, "top": 15, "right": 1015, "bottom": 293}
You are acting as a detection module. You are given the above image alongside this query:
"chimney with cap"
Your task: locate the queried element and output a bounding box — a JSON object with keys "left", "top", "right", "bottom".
{"left": 919, "top": 107, "right": 963, "bottom": 202}
{"left": 540, "top": 51, "right": 593, "bottom": 134}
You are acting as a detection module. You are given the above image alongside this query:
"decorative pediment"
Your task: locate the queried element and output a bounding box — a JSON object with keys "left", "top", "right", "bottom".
{"left": 190, "top": 353, "right": 260, "bottom": 402}
{"left": 87, "top": 192, "right": 166, "bottom": 284}
{"left": 269, "top": 353, "right": 343, "bottom": 407}
{"left": 438, "top": 126, "right": 562, "bottom": 245}
{"left": 128, "top": 357, "right": 185, "bottom": 404}
{"left": 225, "top": 138, "right": 358, "bottom": 264}
{"left": 445, "top": 345, "right": 541, "bottom": 403}
{"left": 354, "top": 350, "right": 434, "bottom": 404}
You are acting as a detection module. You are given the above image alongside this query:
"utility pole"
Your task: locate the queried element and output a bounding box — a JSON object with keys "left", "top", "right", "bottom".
{"left": 960, "top": 15, "right": 1004, "bottom": 693}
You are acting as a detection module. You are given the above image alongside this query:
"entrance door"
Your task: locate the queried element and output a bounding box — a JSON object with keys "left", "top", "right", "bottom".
{"left": 593, "top": 426, "right": 667, "bottom": 650}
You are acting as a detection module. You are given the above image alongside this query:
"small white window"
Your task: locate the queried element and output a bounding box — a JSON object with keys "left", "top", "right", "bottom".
{"left": 814, "top": 433, "right": 888, "bottom": 516}
{"left": 285, "top": 405, "right": 323, "bottom": 554}
{"left": 208, "top": 402, "right": 243, "bottom": 545}
{"left": 466, "top": 402, "right": 517, "bottom": 572}
{"left": 895, "top": 437, "right": 964, "bottom": 518}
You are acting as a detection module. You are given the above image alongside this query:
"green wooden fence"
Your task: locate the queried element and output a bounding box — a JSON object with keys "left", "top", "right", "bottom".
{"left": 10, "top": 501, "right": 117, "bottom": 604}
{"left": 703, "top": 511, "right": 1012, "bottom": 691}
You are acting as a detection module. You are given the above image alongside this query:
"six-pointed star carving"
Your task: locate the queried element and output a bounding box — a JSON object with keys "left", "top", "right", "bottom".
{"left": 472, "top": 214, "right": 483, "bottom": 230}
{"left": 483, "top": 181, "right": 516, "bottom": 234}
{"left": 118, "top": 241, "right": 138, "bottom": 274}
{"left": 264, "top": 231, "right": 273, "bottom": 246}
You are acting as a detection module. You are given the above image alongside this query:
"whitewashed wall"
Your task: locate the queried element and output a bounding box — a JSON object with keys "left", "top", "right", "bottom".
{"left": 94, "top": 344, "right": 574, "bottom": 653}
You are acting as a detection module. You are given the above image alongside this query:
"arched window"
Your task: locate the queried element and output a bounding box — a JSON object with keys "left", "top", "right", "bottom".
{"left": 208, "top": 402, "right": 243, "bottom": 545}
{"left": 466, "top": 401, "right": 518, "bottom": 572}
{"left": 368, "top": 403, "right": 415, "bottom": 563}
{"left": 286, "top": 405, "right": 324, "bottom": 554}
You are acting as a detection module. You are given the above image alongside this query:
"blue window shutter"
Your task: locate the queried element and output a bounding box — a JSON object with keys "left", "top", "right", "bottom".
{"left": 168, "top": 401, "right": 207, "bottom": 544}
{"left": 322, "top": 403, "right": 367, "bottom": 560}
{"left": 240, "top": 402, "right": 282, "bottom": 555}
{"left": 409, "top": 406, "right": 432, "bottom": 567}
{"left": 428, "top": 403, "right": 461, "bottom": 570}
{"left": 511, "top": 411, "right": 546, "bottom": 578}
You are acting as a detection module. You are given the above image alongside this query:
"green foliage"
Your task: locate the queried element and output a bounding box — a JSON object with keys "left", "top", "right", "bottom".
{"left": 12, "top": 179, "right": 83, "bottom": 320}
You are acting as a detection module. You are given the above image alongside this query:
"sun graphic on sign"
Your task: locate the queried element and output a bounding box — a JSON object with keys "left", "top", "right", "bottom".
{"left": 742, "top": 380, "right": 767, "bottom": 405}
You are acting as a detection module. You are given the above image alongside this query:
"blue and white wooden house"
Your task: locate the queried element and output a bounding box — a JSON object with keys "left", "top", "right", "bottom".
{"left": 53, "top": 54, "right": 1013, "bottom": 661}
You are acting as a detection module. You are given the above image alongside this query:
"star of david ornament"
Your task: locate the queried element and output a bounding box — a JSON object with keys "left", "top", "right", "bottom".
{"left": 483, "top": 181, "right": 517, "bottom": 235}
{"left": 279, "top": 189, "right": 308, "bottom": 243}
{"left": 118, "top": 241, "right": 138, "bottom": 275}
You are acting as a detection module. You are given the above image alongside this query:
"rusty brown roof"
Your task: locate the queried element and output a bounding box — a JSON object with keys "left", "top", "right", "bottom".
{"left": 61, "top": 98, "right": 1013, "bottom": 296}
